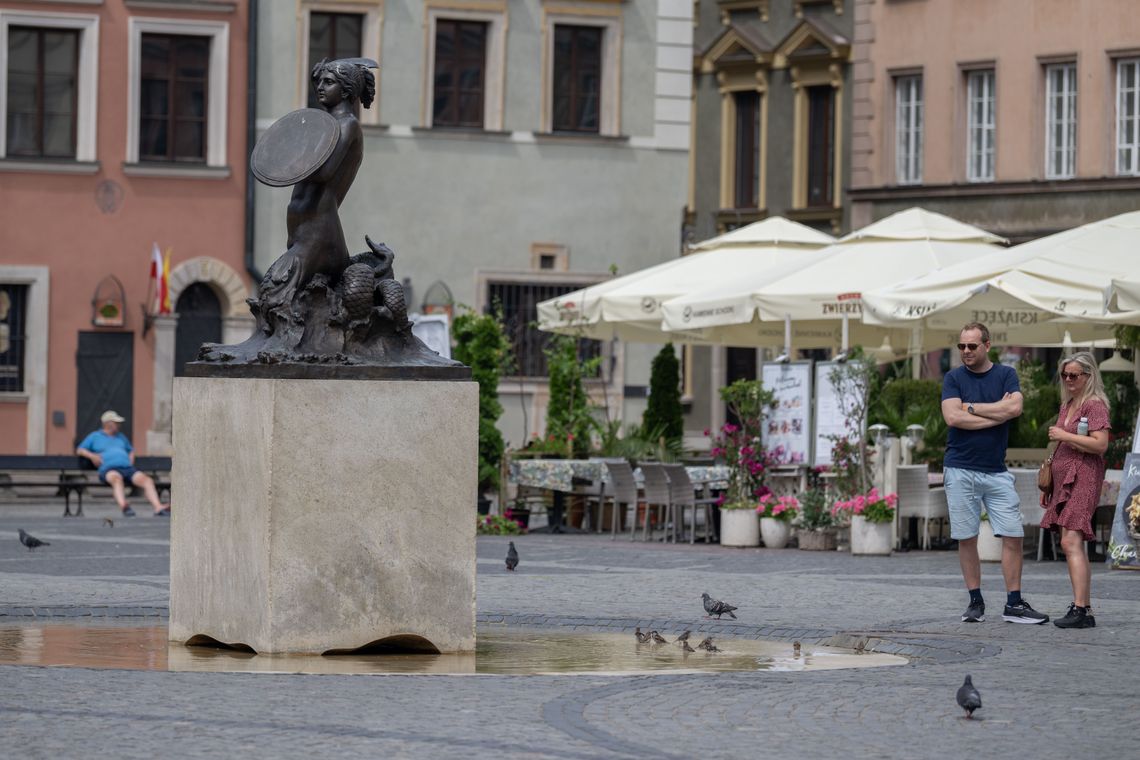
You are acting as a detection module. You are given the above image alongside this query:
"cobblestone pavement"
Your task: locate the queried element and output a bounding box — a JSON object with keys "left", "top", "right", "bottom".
{"left": 0, "top": 499, "right": 1137, "bottom": 758}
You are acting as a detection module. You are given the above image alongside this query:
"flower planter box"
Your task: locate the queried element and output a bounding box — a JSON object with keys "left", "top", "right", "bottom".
{"left": 720, "top": 509, "right": 760, "bottom": 547}
{"left": 797, "top": 529, "right": 837, "bottom": 551}
{"left": 760, "top": 517, "right": 791, "bottom": 549}
{"left": 977, "top": 520, "right": 1003, "bottom": 562}
{"left": 850, "top": 515, "right": 892, "bottom": 555}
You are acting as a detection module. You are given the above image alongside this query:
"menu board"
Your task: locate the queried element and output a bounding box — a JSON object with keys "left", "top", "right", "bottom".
{"left": 813, "top": 360, "right": 869, "bottom": 467}
{"left": 1109, "top": 453, "right": 1140, "bottom": 570}
{"left": 760, "top": 361, "right": 812, "bottom": 465}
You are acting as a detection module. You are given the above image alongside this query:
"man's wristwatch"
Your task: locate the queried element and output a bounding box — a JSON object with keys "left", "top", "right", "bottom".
{"left": 967, "top": 403, "right": 976, "bottom": 415}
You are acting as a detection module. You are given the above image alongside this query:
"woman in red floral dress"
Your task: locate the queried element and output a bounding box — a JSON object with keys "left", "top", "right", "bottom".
{"left": 1041, "top": 351, "right": 1110, "bottom": 629}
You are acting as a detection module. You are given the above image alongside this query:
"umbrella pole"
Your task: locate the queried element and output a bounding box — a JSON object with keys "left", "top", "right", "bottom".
{"left": 841, "top": 313, "right": 849, "bottom": 352}
{"left": 784, "top": 314, "right": 792, "bottom": 360}
{"left": 909, "top": 326, "right": 922, "bottom": 379}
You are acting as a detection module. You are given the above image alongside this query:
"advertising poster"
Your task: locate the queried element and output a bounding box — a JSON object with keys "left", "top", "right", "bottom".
{"left": 760, "top": 361, "right": 812, "bottom": 465}
{"left": 813, "top": 360, "right": 868, "bottom": 467}
{"left": 1109, "top": 453, "right": 1140, "bottom": 570}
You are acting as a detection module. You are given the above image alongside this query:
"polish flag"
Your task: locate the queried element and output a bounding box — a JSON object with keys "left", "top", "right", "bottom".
{"left": 149, "top": 243, "right": 164, "bottom": 315}
{"left": 160, "top": 249, "right": 172, "bottom": 315}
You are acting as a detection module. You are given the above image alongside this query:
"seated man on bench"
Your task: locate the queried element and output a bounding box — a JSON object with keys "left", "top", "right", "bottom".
{"left": 77, "top": 411, "right": 170, "bottom": 517}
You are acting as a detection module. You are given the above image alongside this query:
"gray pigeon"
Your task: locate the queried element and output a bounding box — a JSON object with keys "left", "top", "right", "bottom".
{"left": 18, "top": 529, "right": 49, "bottom": 551}
{"left": 702, "top": 592, "right": 738, "bottom": 619}
{"left": 698, "top": 637, "right": 720, "bottom": 652}
{"left": 650, "top": 630, "right": 668, "bottom": 645}
{"left": 635, "top": 627, "right": 649, "bottom": 644}
{"left": 505, "top": 541, "right": 519, "bottom": 571}
{"left": 675, "top": 630, "right": 691, "bottom": 644}
{"left": 956, "top": 675, "right": 982, "bottom": 719}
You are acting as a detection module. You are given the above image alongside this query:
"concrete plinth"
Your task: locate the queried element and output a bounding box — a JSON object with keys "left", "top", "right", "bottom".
{"left": 169, "top": 377, "right": 478, "bottom": 654}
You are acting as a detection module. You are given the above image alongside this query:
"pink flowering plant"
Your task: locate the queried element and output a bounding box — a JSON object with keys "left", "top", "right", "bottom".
{"left": 755, "top": 493, "right": 800, "bottom": 523}
{"left": 708, "top": 379, "right": 779, "bottom": 510}
{"left": 830, "top": 487, "right": 898, "bottom": 525}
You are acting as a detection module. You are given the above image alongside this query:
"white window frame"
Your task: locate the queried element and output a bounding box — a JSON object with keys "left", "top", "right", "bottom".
{"left": 541, "top": 12, "right": 622, "bottom": 137}
{"left": 423, "top": 7, "right": 506, "bottom": 131}
{"left": 0, "top": 266, "right": 49, "bottom": 454}
{"left": 1044, "top": 62, "right": 1077, "bottom": 180}
{"left": 894, "top": 74, "right": 922, "bottom": 185}
{"left": 1117, "top": 57, "right": 1140, "bottom": 176}
{"left": 966, "top": 69, "right": 995, "bottom": 183}
{"left": 0, "top": 10, "right": 99, "bottom": 162}
{"left": 126, "top": 16, "right": 229, "bottom": 168}
{"left": 299, "top": 2, "right": 383, "bottom": 127}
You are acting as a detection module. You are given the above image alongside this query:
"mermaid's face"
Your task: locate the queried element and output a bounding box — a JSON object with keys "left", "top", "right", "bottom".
{"left": 316, "top": 72, "right": 344, "bottom": 107}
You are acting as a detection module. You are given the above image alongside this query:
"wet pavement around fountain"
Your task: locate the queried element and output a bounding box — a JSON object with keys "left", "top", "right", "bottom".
{"left": 1, "top": 497, "right": 1138, "bottom": 759}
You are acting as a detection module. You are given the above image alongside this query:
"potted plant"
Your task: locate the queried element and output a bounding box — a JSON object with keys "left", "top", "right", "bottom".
{"left": 477, "top": 513, "right": 526, "bottom": 535}
{"left": 976, "top": 511, "right": 1003, "bottom": 562}
{"left": 708, "top": 379, "right": 778, "bottom": 547}
{"left": 642, "top": 343, "right": 683, "bottom": 448}
{"left": 756, "top": 493, "right": 798, "bottom": 549}
{"left": 797, "top": 469, "right": 837, "bottom": 551}
{"left": 453, "top": 306, "right": 512, "bottom": 511}
{"left": 833, "top": 487, "right": 897, "bottom": 555}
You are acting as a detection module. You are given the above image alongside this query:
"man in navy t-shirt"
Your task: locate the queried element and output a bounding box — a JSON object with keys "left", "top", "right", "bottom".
{"left": 941, "top": 322, "right": 1047, "bottom": 625}
{"left": 77, "top": 410, "right": 169, "bottom": 517}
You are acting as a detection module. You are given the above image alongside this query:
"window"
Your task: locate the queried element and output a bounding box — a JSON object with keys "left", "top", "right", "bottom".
{"left": 5, "top": 26, "right": 78, "bottom": 158}
{"left": 0, "top": 11, "right": 97, "bottom": 163}
{"left": 306, "top": 12, "right": 362, "bottom": 110}
{"left": 139, "top": 34, "right": 209, "bottom": 163}
{"left": 1117, "top": 58, "right": 1140, "bottom": 176}
{"left": 1044, "top": 63, "right": 1076, "bottom": 179}
{"left": 433, "top": 19, "right": 486, "bottom": 128}
{"left": 894, "top": 75, "right": 922, "bottom": 185}
{"left": 488, "top": 280, "right": 601, "bottom": 378}
{"left": 733, "top": 91, "right": 761, "bottom": 208}
{"left": 966, "top": 69, "right": 995, "bottom": 182}
{"left": 805, "top": 86, "right": 834, "bottom": 207}
{"left": 553, "top": 25, "right": 601, "bottom": 133}
{"left": 0, "top": 284, "right": 27, "bottom": 393}
{"left": 126, "top": 17, "right": 228, "bottom": 169}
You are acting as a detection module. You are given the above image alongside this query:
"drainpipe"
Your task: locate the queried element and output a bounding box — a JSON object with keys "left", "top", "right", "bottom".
{"left": 244, "top": 0, "right": 262, "bottom": 285}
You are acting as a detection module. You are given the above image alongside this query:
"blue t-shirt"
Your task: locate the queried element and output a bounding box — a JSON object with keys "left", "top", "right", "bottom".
{"left": 77, "top": 430, "right": 134, "bottom": 475}
{"left": 942, "top": 363, "right": 1020, "bottom": 473}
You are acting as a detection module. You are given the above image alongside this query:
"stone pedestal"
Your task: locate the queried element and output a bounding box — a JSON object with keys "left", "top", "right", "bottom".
{"left": 168, "top": 376, "right": 478, "bottom": 654}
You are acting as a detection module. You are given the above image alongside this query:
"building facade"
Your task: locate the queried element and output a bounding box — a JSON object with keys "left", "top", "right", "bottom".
{"left": 0, "top": 0, "right": 252, "bottom": 455}
{"left": 849, "top": 0, "right": 1140, "bottom": 241}
{"left": 252, "top": 0, "right": 693, "bottom": 448}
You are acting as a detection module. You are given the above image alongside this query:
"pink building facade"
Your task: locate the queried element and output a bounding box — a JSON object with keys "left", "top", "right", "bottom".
{"left": 0, "top": 0, "right": 252, "bottom": 455}
{"left": 849, "top": 0, "right": 1140, "bottom": 241}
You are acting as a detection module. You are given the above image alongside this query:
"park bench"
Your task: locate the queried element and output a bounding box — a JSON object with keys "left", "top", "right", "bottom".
{"left": 0, "top": 455, "right": 172, "bottom": 517}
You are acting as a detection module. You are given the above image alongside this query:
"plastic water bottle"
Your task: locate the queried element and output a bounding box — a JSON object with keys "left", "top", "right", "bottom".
{"left": 1077, "top": 417, "right": 1089, "bottom": 436}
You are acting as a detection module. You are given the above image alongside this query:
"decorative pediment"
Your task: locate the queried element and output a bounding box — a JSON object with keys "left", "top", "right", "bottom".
{"left": 701, "top": 24, "right": 774, "bottom": 74}
{"left": 772, "top": 18, "right": 850, "bottom": 69}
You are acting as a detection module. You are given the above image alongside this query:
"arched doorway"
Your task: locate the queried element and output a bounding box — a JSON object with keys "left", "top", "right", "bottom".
{"left": 174, "top": 283, "right": 221, "bottom": 376}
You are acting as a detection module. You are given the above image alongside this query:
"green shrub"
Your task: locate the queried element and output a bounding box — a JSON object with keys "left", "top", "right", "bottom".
{"left": 453, "top": 306, "right": 512, "bottom": 492}
{"left": 643, "top": 344, "right": 683, "bottom": 445}
{"left": 544, "top": 335, "right": 601, "bottom": 458}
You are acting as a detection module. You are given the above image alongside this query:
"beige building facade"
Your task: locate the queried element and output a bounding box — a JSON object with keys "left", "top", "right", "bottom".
{"left": 849, "top": 0, "right": 1140, "bottom": 241}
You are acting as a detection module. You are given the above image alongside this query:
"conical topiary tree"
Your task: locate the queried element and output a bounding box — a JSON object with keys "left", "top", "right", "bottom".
{"left": 453, "top": 306, "right": 512, "bottom": 495}
{"left": 643, "top": 343, "right": 683, "bottom": 445}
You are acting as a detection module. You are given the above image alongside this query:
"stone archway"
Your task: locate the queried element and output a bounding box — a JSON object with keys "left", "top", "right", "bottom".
{"left": 146, "top": 258, "right": 254, "bottom": 454}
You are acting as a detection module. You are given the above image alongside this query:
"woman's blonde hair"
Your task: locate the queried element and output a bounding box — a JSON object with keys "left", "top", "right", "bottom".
{"left": 1058, "top": 351, "right": 1110, "bottom": 412}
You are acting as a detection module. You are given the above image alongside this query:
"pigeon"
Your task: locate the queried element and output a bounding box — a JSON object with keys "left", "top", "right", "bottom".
{"left": 793, "top": 641, "right": 802, "bottom": 656}
{"left": 854, "top": 640, "right": 866, "bottom": 655}
{"left": 650, "top": 630, "right": 668, "bottom": 645}
{"left": 956, "top": 675, "right": 982, "bottom": 719}
{"left": 675, "top": 630, "right": 691, "bottom": 644}
{"left": 702, "top": 592, "right": 738, "bottom": 619}
{"left": 680, "top": 639, "right": 695, "bottom": 653}
{"left": 102, "top": 517, "right": 114, "bottom": 528}
{"left": 698, "top": 637, "right": 720, "bottom": 652}
{"left": 635, "top": 627, "right": 650, "bottom": 644}
{"left": 18, "top": 529, "right": 49, "bottom": 551}
{"left": 505, "top": 541, "right": 519, "bottom": 571}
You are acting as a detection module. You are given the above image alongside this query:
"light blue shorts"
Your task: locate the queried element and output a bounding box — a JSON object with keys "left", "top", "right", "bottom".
{"left": 944, "top": 467, "right": 1023, "bottom": 540}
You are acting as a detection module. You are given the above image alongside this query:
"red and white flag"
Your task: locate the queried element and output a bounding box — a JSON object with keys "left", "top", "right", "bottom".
{"left": 149, "top": 243, "right": 171, "bottom": 315}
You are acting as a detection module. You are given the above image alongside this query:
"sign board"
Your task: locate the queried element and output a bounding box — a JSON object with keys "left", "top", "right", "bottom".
{"left": 760, "top": 361, "right": 812, "bottom": 465}
{"left": 813, "top": 360, "right": 869, "bottom": 467}
{"left": 411, "top": 313, "right": 451, "bottom": 360}
{"left": 1109, "top": 453, "right": 1140, "bottom": 570}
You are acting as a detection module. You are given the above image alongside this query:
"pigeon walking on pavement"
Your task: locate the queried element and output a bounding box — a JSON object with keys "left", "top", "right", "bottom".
{"left": 956, "top": 675, "right": 982, "bottom": 719}
{"left": 18, "top": 529, "right": 49, "bottom": 551}
{"left": 505, "top": 541, "right": 519, "bottom": 571}
{"left": 702, "top": 592, "right": 738, "bottom": 619}
{"left": 650, "top": 631, "right": 668, "bottom": 645}
{"left": 698, "top": 637, "right": 720, "bottom": 652}
{"left": 635, "top": 627, "right": 650, "bottom": 644}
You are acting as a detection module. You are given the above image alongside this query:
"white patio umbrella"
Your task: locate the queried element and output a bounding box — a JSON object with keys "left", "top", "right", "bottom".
{"left": 863, "top": 210, "right": 1140, "bottom": 345}
{"left": 1109, "top": 276, "right": 1140, "bottom": 312}
{"left": 535, "top": 217, "right": 834, "bottom": 342}
{"left": 661, "top": 207, "right": 1007, "bottom": 349}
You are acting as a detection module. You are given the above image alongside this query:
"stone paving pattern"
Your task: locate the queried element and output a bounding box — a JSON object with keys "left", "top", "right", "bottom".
{"left": 1, "top": 498, "right": 1138, "bottom": 758}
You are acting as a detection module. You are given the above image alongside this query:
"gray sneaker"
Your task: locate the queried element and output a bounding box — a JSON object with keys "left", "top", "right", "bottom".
{"left": 1002, "top": 599, "right": 1049, "bottom": 624}
{"left": 961, "top": 601, "right": 985, "bottom": 623}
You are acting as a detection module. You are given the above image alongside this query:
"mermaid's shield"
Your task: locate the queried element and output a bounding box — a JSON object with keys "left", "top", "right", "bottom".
{"left": 250, "top": 108, "right": 339, "bottom": 187}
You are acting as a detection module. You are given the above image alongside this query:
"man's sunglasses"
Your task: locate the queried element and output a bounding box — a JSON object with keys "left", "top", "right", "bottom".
{"left": 956, "top": 343, "right": 983, "bottom": 351}
{"left": 1060, "top": 371, "right": 1088, "bottom": 381}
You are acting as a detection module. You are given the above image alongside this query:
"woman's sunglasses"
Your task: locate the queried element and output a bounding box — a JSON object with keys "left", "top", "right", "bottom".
{"left": 1060, "top": 371, "right": 1088, "bottom": 381}
{"left": 956, "top": 343, "right": 982, "bottom": 351}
